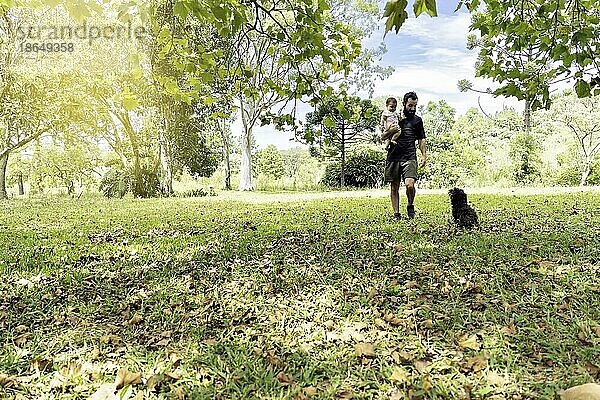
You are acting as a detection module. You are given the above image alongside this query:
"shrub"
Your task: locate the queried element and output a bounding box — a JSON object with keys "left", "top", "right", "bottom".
{"left": 321, "top": 146, "right": 385, "bottom": 188}
{"left": 178, "top": 187, "right": 217, "bottom": 197}
{"left": 99, "top": 165, "right": 162, "bottom": 198}
{"left": 99, "top": 168, "right": 130, "bottom": 198}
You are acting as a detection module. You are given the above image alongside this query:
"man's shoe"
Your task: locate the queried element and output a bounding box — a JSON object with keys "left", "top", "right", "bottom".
{"left": 407, "top": 205, "right": 415, "bottom": 219}
{"left": 393, "top": 212, "right": 402, "bottom": 220}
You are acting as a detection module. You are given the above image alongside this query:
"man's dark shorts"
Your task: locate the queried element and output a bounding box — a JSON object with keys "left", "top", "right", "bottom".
{"left": 384, "top": 160, "right": 417, "bottom": 183}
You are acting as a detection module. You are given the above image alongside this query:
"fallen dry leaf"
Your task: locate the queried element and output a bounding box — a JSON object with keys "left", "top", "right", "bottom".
{"left": 392, "top": 350, "right": 414, "bottom": 364}
{"left": 14, "top": 332, "right": 32, "bottom": 346}
{"left": 389, "top": 366, "right": 410, "bottom": 383}
{"left": 354, "top": 342, "right": 375, "bottom": 358}
{"left": 115, "top": 368, "right": 142, "bottom": 390}
{"left": 414, "top": 360, "right": 431, "bottom": 374}
{"left": 458, "top": 334, "right": 481, "bottom": 351}
{"left": 0, "top": 373, "right": 18, "bottom": 388}
{"left": 324, "top": 320, "right": 335, "bottom": 330}
{"left": 500, "top": 324, "right": 516, "bottom": 336}
{"left": 165, "top": 370, "right": 183, "bottom": 381}
{"left": 578, "top": 330, "right": 593, "bottom": 345}
{"left": 583, "top": 361, "right": 599, "bottom": 377}
{"left": 463, "top": 353, "right": 489, "bottom": 372}
{"left": 132, "top": 392, "right": 144, "bottom": 400}
{"left": 145, "top": 374, "right": 162, "bottom": 391}
{"left": 422, "top": 374, "right": 433, "bottom": 391}
{"left": 486, "top": 370, "right": 506, "bottom": 387}
{"left": 384, "top": 313, "right": 403, "bottom": 326}
{"left": 30, "top": 358, "right": 52, "bottom": 372}
{"left": 558, "top": 383, "right": 600, "bottom": 400}
{"left": 100, "top": 334, "right": 122, "bottom": 345}
{"left": 276, "top": 372, "right": 294, "bottom": 386}
{"left": 303, "top": 386, "right": 318, "bottom": 396}
{"left": 295, "top": 386, "right": 318, "bottom": 399}
{"left": 128, "top": 315, "right": 143, "bottom": 325}
{"left": 374, "top": 318, "right": 386, "bottom": 329}
{"left": 87, "top": 383, "right": 117, "bottom": 400}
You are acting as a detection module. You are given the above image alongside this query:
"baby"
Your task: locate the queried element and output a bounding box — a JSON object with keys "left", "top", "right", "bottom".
{"left": 380, "top": 97, "right": 404, "bottom": 149}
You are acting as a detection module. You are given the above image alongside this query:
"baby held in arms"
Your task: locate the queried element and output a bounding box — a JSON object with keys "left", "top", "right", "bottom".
{"left": 381, "top": 97, "right": 404, "bottom": 149}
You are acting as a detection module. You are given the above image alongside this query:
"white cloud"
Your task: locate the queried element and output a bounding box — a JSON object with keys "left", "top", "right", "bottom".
{"left": 246, "top": 9, "right": 523, "bottom": 149}
{"left": 370, "top": 11, "right": 522, "bottom": 116}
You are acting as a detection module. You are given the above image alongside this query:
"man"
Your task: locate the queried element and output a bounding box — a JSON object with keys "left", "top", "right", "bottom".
{"left": 381, "top": 91, "right": 427, "bottom": 220}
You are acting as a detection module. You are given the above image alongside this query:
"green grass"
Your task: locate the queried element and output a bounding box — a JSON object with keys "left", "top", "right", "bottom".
{"left": 0, "top": 191, "right": 599, "bottom": 399}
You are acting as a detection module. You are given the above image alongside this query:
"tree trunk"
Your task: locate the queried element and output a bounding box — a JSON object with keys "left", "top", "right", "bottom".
{"left": 238, "top": 100, "right": 254, "bottom": 191}
{"left": 122, "top": 115, "right": 145, "bottom": 197}
{"left": 340, "top": 128, "right": 346, "bottom": 188}
{"left": 158, "top": 129, "right": 173, "bottom": 195}
{"left": 0, "top": 152, "right": 8, "bottom": 199}
{"left": 220, "top": 118, "right": 232, "bottom": 190}
{"left": 17, "top": 172, "right": 24, "bottom": 195}
{"left": 132, "top": 156, "right": 144, "bottom": 197}
{"left": 524, "top": 99, "right": 531, "bottom": 132}
{"left": 67, "top": 180, "right": 75, "bottom": 196}
{"left": 580, "top": 160, "right": 591, "bottom": 186}
{"left": 239, "top": 126, "right": 254, "bottom": 191}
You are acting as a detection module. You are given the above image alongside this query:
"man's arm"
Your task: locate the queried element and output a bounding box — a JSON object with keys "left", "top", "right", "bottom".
{"left": 380, "top": 114, "right": 390, "bottom": 140}
{"left": 418, "top": 138, "right": 427, "bottom": 167}
{"left": 381, "top": 127, "right": 393, "bottom": 140}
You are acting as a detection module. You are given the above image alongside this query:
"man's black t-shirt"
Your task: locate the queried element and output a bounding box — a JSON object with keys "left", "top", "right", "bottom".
{"left": 386, "top": 115, "right": 426, "bottom": 162}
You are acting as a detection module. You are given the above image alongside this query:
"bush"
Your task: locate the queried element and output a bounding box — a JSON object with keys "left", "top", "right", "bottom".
{"left": 99, "top": 168, "right": 130, "bottom": 198}
{"left": 321, "top": 146, "right": 385, "bottom": 188}
{"left": 99, "top": 165, "right": 161, "bottom": 198}
{"left": 178, "top": 187, "right": 217, "bottom": 197}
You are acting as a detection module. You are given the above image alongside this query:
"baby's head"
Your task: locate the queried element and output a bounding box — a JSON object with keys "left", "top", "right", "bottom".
{"left": 385, "top": 97, "right": 397, "bottom": 112}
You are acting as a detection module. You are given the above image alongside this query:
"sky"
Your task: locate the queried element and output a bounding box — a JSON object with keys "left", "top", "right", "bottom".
{"left": 243, "top": 0, "right": 522, "bottom": 150}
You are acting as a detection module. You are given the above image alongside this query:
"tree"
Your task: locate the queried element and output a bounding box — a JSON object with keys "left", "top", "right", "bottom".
{"left": 29, "top": 140, "right": 101, "bottom": 196}
{"left": 84, "top": 72, "right": 157, "bottom": 197}
{"left": 0, "top": 73, "right": 69, "bottom": 199}
{"left": 384, "top": 0, "right": 600, "bottom": 100}
{"left": 254, "top": 145, "right": 285, "bottom": 180}
{"left": 302, "top": 95, "right": 380, "bottom": 187}
{"left": 146, "top": 0, "right": 365, "bottom": 192}
{"left": 321, "top": 144, "right": 384, "bottom": 188}
{"left": 6, "top": 150, "right": 29, "bottom": 195}
{"left": 460, "top": 2, "right": 578, "bottom": 131}
{"left": 420, "top": 107, "right": 488, "bottom": 188}
{"left": 509, "top": 131, "right": 542, "bottom": 185}
{"left": 421, "top": 100, "right": 456, "bottom": 140}
{"left": 547, "top": 91, "right": 600, "bottom": 185}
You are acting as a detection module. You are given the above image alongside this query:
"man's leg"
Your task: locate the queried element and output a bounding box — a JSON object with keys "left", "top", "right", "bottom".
{"left": 405, "top": 178, "right": 416, "bottom": 218}
{"left": 405, "top": 178, "right": 416, "bottom": 205}
{"left": 390, "top": 181, "right": 400, "bottom": 216}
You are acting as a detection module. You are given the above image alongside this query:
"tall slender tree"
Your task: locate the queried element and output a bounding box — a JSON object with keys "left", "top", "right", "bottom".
{"left": 302, "top": 95, "right": 380, "bottom": 187}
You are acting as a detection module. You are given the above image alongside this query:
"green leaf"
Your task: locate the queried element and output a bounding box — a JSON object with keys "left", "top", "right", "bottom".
{"left": 173, "top": 1, "right": 189, "bottom": 19}
{"left": 43, "top": 0, "right": 62, "bottom": 7}
{"left": 383, "top": 0, "right": 409, "bottom": 35}
{"left": 122, "top": 91, "right": 139, "bottom": 111}
{"left": 324, "top": 116, "right": 336, "bottom": 128}
{"left": 575, "top": 80, "right": 591, "bottom": 98}
{"left": 203, "top": 95, "right": 218, "bottom": 106}
{"left": 131, "top": 68, "right": 143, "bottom": 80}
{"left": 65, "top": 2, "right": 91, "bottom": 24}
{"left": 414, "top": 0, "right": 437, "bottom": 17}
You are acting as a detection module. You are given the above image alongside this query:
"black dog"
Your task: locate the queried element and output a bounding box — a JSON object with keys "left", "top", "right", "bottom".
{"left": 448, "top": 187, "right": 479, "bottom": 229}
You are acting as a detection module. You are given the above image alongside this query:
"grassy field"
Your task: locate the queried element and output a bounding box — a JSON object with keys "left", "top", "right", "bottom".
{"left": 0, "top": 190, "right": 599, "bottom": 399}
